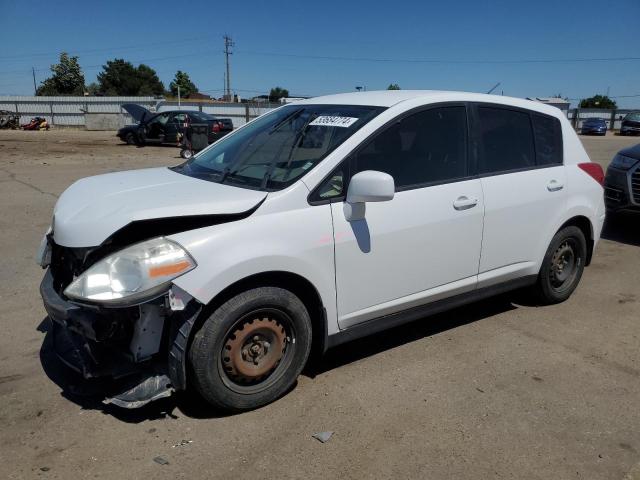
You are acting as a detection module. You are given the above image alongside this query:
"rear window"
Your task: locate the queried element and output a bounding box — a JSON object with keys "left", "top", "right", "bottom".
{"left": 477, "top": 107, "right": 535, "bottom": 174}
{"left": 532, "top": 114, "right": 563, "bottom": 166}
{"left": 187, "top": 111, "right": 213, "bottom": 122}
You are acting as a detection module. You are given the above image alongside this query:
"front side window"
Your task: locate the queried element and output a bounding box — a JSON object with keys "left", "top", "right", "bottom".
{"left": 175, "top": 104, "right": 384, "bottom": 191}
{"left": 352, "top": 106, "right": 468, "bottom": 189}
{"left": 477, "top": 107, "right": 535, "bottom": 174}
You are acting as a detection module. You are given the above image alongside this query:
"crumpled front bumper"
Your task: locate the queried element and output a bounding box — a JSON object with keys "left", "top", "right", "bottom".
{"left": 40, "top": 269, "right": 203, "bottom": 408}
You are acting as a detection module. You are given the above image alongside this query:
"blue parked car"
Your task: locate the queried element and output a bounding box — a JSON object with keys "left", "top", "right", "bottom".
{"left": 580, "top": 118, "right": 607, "bottom": 136}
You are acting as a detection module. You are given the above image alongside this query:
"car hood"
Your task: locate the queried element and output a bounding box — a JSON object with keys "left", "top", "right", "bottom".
{"left": 121, "top": 103, "right": 153, "bottom": 123}
{"left": 52, "top": 167, "right": 267, "bottom": 247}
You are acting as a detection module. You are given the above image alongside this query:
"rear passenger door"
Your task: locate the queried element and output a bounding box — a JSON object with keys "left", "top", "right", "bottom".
{"left": 472, "top": 104, "right": 567, "bottom": 287}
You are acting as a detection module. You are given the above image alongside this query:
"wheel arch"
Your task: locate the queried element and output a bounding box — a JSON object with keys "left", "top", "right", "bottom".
{"left": 558, "top": 215, "right": 594, "bottom": 265}
{"left": 188, "top": 271, "right": 328, "bottom": 367}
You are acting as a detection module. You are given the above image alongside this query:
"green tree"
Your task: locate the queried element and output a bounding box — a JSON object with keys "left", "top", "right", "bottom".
{"left": 36, "top": 52, "right": 85, "bottom": 96}
{"left": 96, "top": 59, "right": 164, "bottom": 96}
{"left": 269, "top": 87, "right": 289, "bottom": 101}
{"left": 579, "top": 95, "right": 617, "bottom": 109}
{"left": 169, "top": 71, "right": 197, "bottom": 97}
{"left": 387, "top": 83, "right": 401, "bottom": 90}
{"left": 86, "top": 82, "right": 100, "bottom": 96}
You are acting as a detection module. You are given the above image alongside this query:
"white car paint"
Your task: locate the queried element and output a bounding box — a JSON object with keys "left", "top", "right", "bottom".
{"left": 52, "top": 167, "right": 266, "bottom": 247}
{"left": 331, "top": 178, "right": 484, "bottom": 327}
{"left": 48, "top": 90, "right": 605, "bottom": 342}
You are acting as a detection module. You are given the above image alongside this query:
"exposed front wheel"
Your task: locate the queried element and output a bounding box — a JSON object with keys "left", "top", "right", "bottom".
{"left": 189, "top": 287, "right": 312, "bottom": 411}
{"left": 124, "top": 132, "right": 136, "bottom": 145}
{"left": 533, "top": 226, "right": 587, "bottom": 304}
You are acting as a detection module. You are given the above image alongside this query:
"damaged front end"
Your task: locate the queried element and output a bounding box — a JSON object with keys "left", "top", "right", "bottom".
{"left": 40, "top": 239, "right": 203, "bottom": 409}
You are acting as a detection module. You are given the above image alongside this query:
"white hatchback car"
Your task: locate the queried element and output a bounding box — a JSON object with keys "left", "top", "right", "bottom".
{"left": 38, "top": 91, "right": 605, "bottom": 411}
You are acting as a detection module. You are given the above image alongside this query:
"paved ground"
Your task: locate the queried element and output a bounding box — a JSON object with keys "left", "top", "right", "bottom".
{"left": 0, "top": 129, "right": 639, "bottom": 479}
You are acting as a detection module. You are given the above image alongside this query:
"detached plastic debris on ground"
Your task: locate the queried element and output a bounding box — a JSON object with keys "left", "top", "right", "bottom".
{"left": 312, "top": 431, "right": 334, "bottom": 443}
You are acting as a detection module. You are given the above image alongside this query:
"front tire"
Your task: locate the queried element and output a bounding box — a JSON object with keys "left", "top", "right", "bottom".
{"left": 124, "top": 132, "right": 136, "bottom": 145}
{"left": 189, "top": 287, "right": 312, "bottom": 411}
{"left": 533, "top": 226, "right": 587, "bottom": 304}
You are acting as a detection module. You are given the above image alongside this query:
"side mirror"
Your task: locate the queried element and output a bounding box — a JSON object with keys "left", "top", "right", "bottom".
{"left": 344, "top": 170, "right": 395, "bottom": 221}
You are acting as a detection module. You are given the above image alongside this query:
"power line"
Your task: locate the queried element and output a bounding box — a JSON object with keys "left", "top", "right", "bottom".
{"left": 237, "top": 50, "right": 640, "bottom": 65}
{"left": 0, "top": 34, "right": 218, "bottom": 61}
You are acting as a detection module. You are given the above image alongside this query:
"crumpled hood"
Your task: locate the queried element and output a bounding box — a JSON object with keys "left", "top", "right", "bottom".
{"left": 53, "top": 167, "right": 267, "bottom": 247}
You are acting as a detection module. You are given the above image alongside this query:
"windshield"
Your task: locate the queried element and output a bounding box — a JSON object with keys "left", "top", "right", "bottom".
{"left": 174, "top": 104, "right": 385, "bottom": 191}
{"left": 625, "top": 113, "right": 640, "bottom": 122}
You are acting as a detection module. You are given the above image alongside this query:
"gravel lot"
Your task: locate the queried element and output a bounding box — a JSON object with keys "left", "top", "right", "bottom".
{"left": 1, "top": 129, "right": 639, "bottom": 479}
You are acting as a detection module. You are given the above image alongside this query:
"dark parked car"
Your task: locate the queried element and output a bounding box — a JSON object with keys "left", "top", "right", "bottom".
{"left": 604, "top": 144, "right": 640, "bottom": 214}
{"left": 620, "top": 112, "right": 640, "bottom": 136}
{"left": 117, "top": 104, "right": 233, "bottom": 146}
{"left": 580, "top": 117, "right": 607, "bottom": 136}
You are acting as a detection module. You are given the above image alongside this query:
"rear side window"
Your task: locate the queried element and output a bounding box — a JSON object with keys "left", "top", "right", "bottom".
{"left": 532, "top": 114, "right": 563, "bottom": 166}
{"left": 477, "top": 107, "right": 535, "bottom": 174}
{"left": 353, "top": 106, "right": 468, "bottom": 189}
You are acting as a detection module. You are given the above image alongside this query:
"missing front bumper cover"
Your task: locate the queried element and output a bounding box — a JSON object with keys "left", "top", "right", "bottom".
{"left": 41, "top": 270, "right": 203, "bottom": 408}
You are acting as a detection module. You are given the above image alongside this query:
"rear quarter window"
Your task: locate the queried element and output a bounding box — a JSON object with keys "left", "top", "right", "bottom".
{"left": 531, "top": 114, "right": 563, "bottom": 166}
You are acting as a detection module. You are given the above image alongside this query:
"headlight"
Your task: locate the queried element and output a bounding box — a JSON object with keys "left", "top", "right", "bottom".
{"left": 64, "top": 237, "right": 196, "bottom": 305}
{"left": 610, "top": 154, "right": 638, "bottom": 171}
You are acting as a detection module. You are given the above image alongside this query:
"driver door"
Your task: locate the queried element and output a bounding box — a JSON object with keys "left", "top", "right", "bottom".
{"left": 324, "top": 105, "right": 484, "bottom": 328}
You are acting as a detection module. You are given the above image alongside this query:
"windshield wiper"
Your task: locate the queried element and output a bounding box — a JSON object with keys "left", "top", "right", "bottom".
{"left": 261, "top": 113, "right": 318, "bottom": 189}
{"left": 268, "top": 108, "right": 303, "bottom": 135}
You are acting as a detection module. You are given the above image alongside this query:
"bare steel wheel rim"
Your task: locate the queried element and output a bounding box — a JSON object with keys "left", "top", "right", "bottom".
{"left": 218, "top": 308, "right": 296, "bottom": 394}
{"left": 549, "top": 239, "right": 580, "bottom": 292}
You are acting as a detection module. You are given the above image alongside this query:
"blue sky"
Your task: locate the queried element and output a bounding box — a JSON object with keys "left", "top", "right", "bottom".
{"left": 1, "top": 0, "right": 639, "bottom": 107}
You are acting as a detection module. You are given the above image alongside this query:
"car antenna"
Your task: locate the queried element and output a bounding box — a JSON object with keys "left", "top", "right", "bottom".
{"left": 486, "top": 82, "right": 501, "bottom": 94}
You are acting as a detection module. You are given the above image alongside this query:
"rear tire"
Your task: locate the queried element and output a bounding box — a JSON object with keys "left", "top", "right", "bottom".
{"left": 533, "top": 226, "right": 587, "bottom": 304}
{"left": 189, "top": 287, "right": 312, "bottom": 411}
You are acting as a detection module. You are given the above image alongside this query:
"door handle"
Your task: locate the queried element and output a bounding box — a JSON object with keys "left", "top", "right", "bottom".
{"left": 453, "top": 196, "right": 478, "bottom": 211}
{"left": 547, "top": 180, "right": 564, "bottom": 192}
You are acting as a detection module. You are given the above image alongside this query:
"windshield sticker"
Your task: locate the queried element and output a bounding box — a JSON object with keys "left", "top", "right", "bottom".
{"left": 309, "top": 116, "right": 359, "bottom": 128}
{"left": 302, "top": 161, "right": 313, "bottom": 170}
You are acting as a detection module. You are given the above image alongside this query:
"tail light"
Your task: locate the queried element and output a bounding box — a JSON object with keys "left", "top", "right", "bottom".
{"left": 211, "top": 122, "right": 221, "bottom": 133}
{"left": 578, "top": 162, "right": 604, "bottom": 186}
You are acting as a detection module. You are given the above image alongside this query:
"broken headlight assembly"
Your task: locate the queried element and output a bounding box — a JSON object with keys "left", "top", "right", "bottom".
{"left": 63, "top": 237, "right": 196, "bottom": 306}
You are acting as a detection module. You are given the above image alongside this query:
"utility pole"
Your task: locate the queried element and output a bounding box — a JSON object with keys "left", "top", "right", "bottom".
{"left": 177, "top": 85, "right": 181, "bottom": 108}
{"left": 223, "top": 35, "right": 234, "bottom": 102}
{"left": 32, "top": 67, "right": 37, "bottom": 95}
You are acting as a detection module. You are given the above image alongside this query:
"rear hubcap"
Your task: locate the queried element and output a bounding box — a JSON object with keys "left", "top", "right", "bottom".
{"left": 549, "top": 240, "right": 578, "bottom": 289}
{"left": 222, "top": 316, "right": 288, "bottom": 385}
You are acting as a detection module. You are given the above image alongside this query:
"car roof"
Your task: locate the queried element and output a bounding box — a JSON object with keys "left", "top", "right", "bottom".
{"left": 292, "top": 90, "right": 564, "bottom": 117}
{"left": 169, "top": 110, "right": 211, "bottom": 115}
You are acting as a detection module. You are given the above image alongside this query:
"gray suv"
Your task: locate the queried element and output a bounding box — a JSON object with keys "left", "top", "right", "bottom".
{"left": 604, "top": 144, "right": 640, "bottom": 214}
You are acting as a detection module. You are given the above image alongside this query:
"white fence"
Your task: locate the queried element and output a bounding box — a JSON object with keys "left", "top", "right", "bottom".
{"left": 0, "top": 96, "right": 280, "bottom": 129}
{"left": 0, "top": 96, "right": 157, "bottom": 127}
{"left": 2, "top": 96, "right": 636, "bottom": 131}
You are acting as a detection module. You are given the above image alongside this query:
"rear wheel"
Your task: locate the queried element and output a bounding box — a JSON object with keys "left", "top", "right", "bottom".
{"left": 189, "top": 287, "right": 312, "bottom": 411}
{"left": 533, "top": 226, "right": 587, "bottom": 304}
